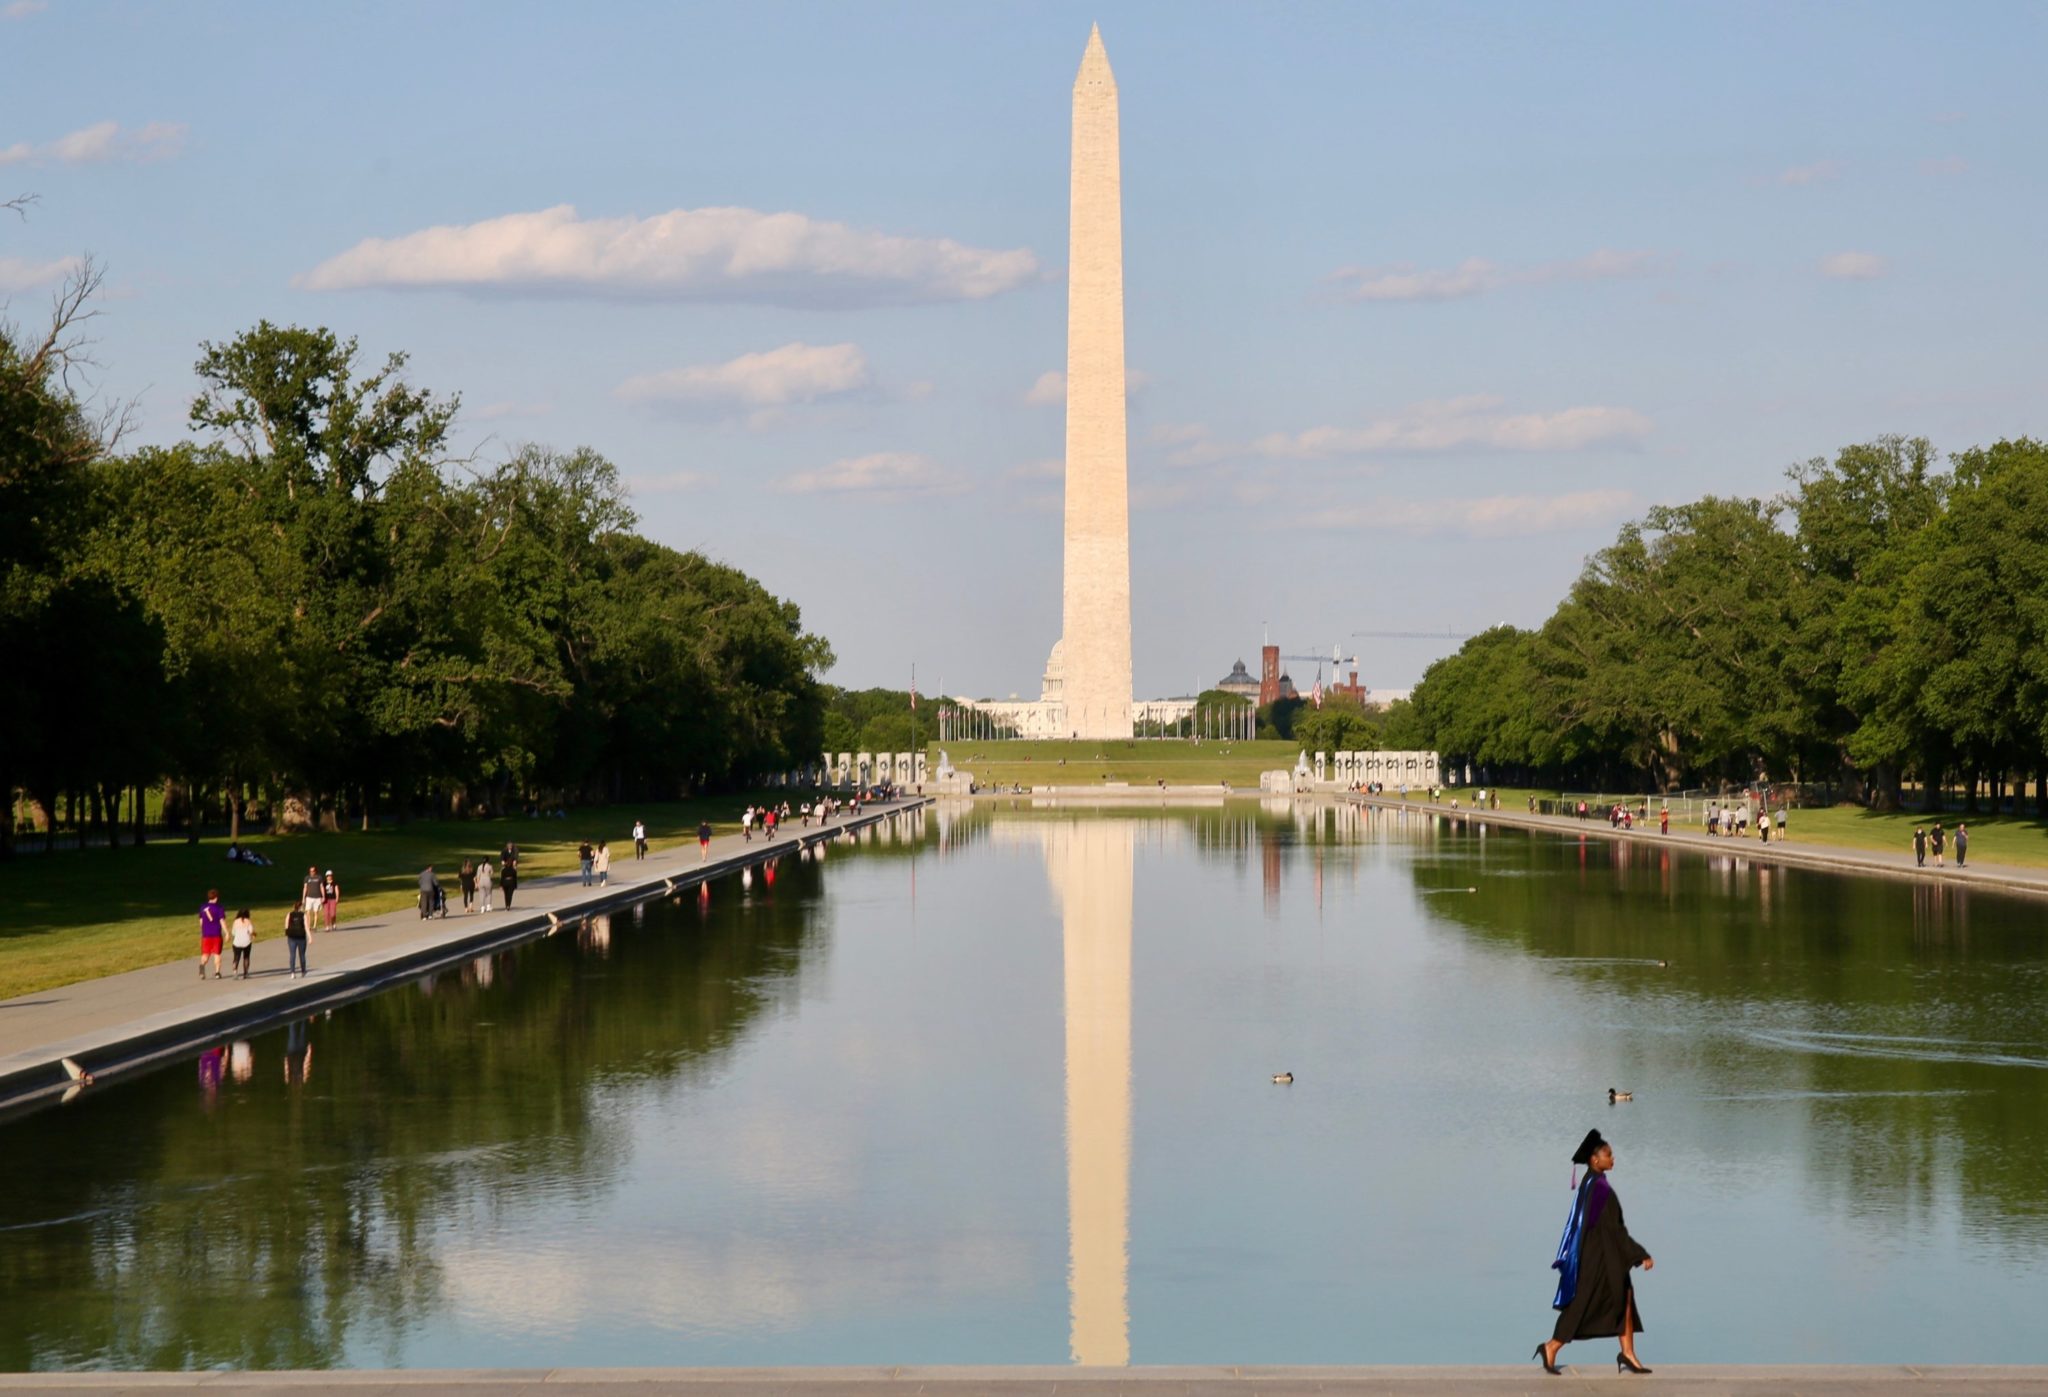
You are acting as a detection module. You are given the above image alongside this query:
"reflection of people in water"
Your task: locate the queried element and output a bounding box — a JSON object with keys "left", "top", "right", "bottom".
{"left": 229, "top": 1040, "right": 254, "bottom": 1083}
{"left": 1539, "top": 1129, "right": 1655, "bottom": 1375}
{"left": 283, "top": 1019, "right": 314, "bottom": 1086}
{"left": 198, "top": 1045, "right": 226, "bottom": 1099}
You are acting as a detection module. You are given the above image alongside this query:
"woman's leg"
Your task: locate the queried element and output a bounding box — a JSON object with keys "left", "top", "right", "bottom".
{"left": 1619, "top": 1291, "right": 1641, "bottom": 1362}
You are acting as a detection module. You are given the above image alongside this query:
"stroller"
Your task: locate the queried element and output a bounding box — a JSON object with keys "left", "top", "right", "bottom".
{"left": 419, "top": 881, "right": 447, "bottom": 919}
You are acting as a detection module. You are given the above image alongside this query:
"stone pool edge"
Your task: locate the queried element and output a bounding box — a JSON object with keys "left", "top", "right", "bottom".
{"left": 0, "top": 799, "right": 930, "bottom": 1119}
{"left": 1357, "top": 794, "right": 2048, "bottom": 901}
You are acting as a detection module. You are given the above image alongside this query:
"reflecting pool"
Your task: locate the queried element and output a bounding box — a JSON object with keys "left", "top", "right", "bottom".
{"left": 3, "top": 802, "right": 2046, "bottom": 1370}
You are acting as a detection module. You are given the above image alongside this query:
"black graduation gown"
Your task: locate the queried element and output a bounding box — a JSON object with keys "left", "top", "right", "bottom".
{"left": 1553, "top": 1174, "right": 1650, "bottom": 1341}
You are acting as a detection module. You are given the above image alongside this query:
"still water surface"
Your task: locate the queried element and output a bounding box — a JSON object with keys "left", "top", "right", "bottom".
{"left": 3, "top": 802, "right": 2046, "bottom": 1369}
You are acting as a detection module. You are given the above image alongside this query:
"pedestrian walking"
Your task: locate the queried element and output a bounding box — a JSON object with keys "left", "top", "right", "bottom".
{"left": 765, "top": 807, "right": 778, "bottom": 839}
{"left": 1913, "top": 826, "right": 1927, "bottom": 866}
{"left": 741, "top": 806, "right": 754, "bottom": 842}
{"left": 633, "top": 819, "right": 648, "bottom": 860}
{"left": 1758, "top": 811, "right": 1771, "bottom": 844}
{"left": 1955, "top": 823, "right": 1968, "bottom": 868}
{"left": 698, "top": 820, "right": 713, "bottom": 861}
{"left": 579, "top": 839, "right": 595, "bottom": 887}
{"left": 229, "top": 907, "right": 255, "bottom": 978}
{"left": 476, "top": 857, "right": 495, "bottom": 912}
{"left": 1659, "top": 807, "right": 1669, "bottom": 836}
{"left": 1931, "top": 823, "right": 1946, "bottom": 868}
{"left": 283, "top": 902, "right": 310, "bottom": 978}
{"left": 501, "top": 854, "right": 519, "bottom": 908}
{"left": 1537, "top": 1129, "right": 1655, "bottom": 1376}
{"left": 321, "top": 870, "right": 340, "bottom": 930}
{"left": 418, "top": 865, "right": 441, "bottom": 919}
{"left": 301, "top": 866, "right": 324, "bottom": 934}
{"left": 1776, "top": 805, "right": 1787, "bottom": 841}
{"left": 459, "top": 859, "right": 476, "bottom": 912}
{"left": 198, "top": 889, "right": 227, "bottom": 979}
{"left": 595, "top": 840, "right": 611, "bottom": 886}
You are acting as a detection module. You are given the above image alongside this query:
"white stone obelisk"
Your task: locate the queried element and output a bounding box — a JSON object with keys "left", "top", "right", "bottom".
{"left": 1059, "top": 24, "right": 1134, "bottom": 740}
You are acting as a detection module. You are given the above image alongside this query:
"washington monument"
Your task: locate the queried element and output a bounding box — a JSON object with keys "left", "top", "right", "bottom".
{"left": 1054, "top": 24, "right": 1134, "bottom": 740}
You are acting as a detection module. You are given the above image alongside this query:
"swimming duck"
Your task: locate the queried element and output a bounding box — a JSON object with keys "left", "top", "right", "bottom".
{"left": 1272, "top": 1072, "right": 1294, "bottom": 1085}
{"left": 1609, "top": 1088, "right": 1632, "bottom": 1103}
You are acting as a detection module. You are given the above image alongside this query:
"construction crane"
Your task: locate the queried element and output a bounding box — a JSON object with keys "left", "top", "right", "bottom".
{"left": 1352, "top": 629, "right": 1476, "bottom": 641}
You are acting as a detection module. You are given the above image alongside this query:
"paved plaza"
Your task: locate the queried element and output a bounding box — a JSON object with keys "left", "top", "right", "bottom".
{"left": 1, "top": 1366, "right": 2047, "bottom": 1394}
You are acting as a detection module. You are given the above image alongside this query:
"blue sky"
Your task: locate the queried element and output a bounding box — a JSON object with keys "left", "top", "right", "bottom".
{"left": 5, "top": 1, "right": 2044, "bottom": 698}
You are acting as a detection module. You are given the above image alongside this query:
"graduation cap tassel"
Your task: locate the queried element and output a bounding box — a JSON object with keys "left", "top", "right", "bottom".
{"left": 1570, "top": 1164, "right": 1579, "bottom": 1190}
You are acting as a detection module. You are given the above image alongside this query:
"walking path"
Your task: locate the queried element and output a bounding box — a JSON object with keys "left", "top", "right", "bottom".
{"left": 0, "top": 798, "right": 928, "bottom": 1115}
{"left": 1357, "top": 795, "right": 2048, "bottom": 899}
{"left": 0, "top": 1365, "right": 2044, "bottom": 1394}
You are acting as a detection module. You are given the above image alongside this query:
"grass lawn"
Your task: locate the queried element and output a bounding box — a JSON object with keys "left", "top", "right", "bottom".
{"left": 0, "top": 792, "right": 804, "bottom": 1002}
{"left": 930, "top": 738, "right": 1302, "bottom": 790}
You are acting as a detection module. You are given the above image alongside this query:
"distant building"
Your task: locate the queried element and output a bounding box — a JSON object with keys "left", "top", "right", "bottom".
{"left": 1215, "top": 660, "right": 1260, "bottom": 700}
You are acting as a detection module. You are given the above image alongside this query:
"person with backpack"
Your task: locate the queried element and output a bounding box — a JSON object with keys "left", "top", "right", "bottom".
{"left": 283, "top": 901, "right": 310, "bottom": 978}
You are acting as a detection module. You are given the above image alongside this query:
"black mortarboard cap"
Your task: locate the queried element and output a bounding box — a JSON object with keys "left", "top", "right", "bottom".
{"left": 1571, "top": 1129, "right": 1607, "bottom": 1166}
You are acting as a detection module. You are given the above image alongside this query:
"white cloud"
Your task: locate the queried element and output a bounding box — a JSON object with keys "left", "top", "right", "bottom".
{"left": 299, "top": 204, "right": 1040, "bottom": 308}
{"left": 1254, "top": 396, "right": 1652, "bottom": 458}
{"left": 1777, "top": 160, "right": 1842, "bottom": 187}
{"left": 0, "top": 120, "right": 185, "bottom": 167}
{"left": 1819, "top": 251, "right": 1886, "bottom": 280}
{"left": 3, "top": 0, "right": 48, "bottom": 17}
{"left": 1008, "top": 457, "right": 1064, "bottom": 480}
{"left": 616, "top": 342, "right": 870, "bottom": 417}
{"left": 777, "top": 451, "right": 962, "bottom": 497}
{"left": 1299, "top": 489, "right": 1639, "bottom": 539}
{"left": 1919, "top": 156, "right": 1969, "bottom": 177}
{"left": 1024, "top": 367, "right": 1149, "bottom": 406}
{"left": 625, "top": 469, "right": 710, "bottom": 496}
{"left": 1147, "top": 421, "right": 1230, "bottom": 469}
{"left": 0, "top": 253, "right": 82, "bottom": 292}
{"left": 1328, "top": 249, "right": 1657, "bottom": 303}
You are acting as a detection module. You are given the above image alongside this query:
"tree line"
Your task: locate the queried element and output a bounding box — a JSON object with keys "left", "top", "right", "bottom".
{"left": 1, "top": 284, "right": 832, "bottom": 854}
{"left": 1409, "top": 436, "right": 2048, "bottom": 810}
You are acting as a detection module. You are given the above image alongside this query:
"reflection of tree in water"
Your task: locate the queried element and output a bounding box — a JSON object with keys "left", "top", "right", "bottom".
{"left": 0, "top": 855, "right": 834, "bottom": 1371}
{"left": 1404, "top": 821, "right": 2048, "bottom": 1248}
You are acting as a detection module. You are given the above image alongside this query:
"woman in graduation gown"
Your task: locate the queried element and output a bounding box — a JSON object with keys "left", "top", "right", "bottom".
{"left": 1536, "top": 1129, "right": 1655, "bottom": 1375}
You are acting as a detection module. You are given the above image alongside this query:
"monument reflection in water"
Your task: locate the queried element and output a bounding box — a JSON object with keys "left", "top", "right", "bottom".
{"left": 3, "top": 803, "right": 2048, "bottom": 1370}
{"left": 1042, "top": 818, "right": 1134, "bottom": 1365}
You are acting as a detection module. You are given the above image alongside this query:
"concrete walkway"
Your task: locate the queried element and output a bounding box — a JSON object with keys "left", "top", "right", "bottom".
{"left": 0, "top": 798, "right": 928, "bottom": 1115}
{"left": 1358, "top": 795, "right": 2048, "bottom": 900}
{"left": 1, "top": 1366, "right": 2046, "bottom": 1394}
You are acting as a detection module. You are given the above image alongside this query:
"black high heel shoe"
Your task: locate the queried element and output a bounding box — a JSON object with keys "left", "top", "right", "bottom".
{"left": 1532, "top": 1343, "right": 1562, "bottom": 1375}
{"left": 1616, "top": 1352, "right": 1652, "bottom": 1375}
